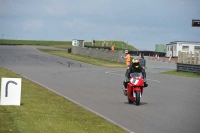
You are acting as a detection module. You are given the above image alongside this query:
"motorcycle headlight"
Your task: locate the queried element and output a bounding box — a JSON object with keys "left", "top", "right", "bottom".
{"left": 130, "top": 78, "right": 136, "bottom": 84}
{"left": 130, "top": 77, "right": 140, "bottom": 84}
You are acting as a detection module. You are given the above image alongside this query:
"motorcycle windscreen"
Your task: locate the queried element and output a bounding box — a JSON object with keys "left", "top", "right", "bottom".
{"left": 130, "top": 72, "right": 142, "bottom": 78}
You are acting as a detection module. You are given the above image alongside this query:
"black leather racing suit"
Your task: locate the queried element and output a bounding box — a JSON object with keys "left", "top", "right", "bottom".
{"left": 126, "top": 64, "right": 146, "bottom": 79}
{"left": 124, "top": 63, "right": 147, "bottom": 88}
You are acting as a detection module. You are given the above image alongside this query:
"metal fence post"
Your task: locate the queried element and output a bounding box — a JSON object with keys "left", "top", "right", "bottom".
{"left": 178, "top": 51, "right": 180, "bottom": 63}
{"left": 183, "top": 52, "right": 186, "bottom": 63}
{"left": 198, "top": 51, "right": 200, "bottom": 64}
{"left": 189, "top": 51, "right": 192, "bottom": 64}
{"left": 179, "top": 51, "right": 183, "bottom": 63}
{"left": 194, "top": 52, "right": 197, "bottom": 64}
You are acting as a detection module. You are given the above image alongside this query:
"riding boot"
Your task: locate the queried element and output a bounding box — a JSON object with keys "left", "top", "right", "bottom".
{"left": 144, "top": 81, "right": 148, "bottom": 87}
{"left": 122, "top": 86, "right": 127, "bottom": 96}
{"left": 122, "top": 81, "right": 128, "bottom": 96}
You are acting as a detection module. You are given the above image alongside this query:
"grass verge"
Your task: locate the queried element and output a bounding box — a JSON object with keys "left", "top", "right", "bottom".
{"left": 0, "top": 67, "right": 127, "bottom": 133}
{"left": 161, "top": 70, "right": 200, "bottom": 78}
{"left": 38, "top": 48, "right": 200, "bottom": 79}
{"left": 38, "top": 49, "right": 126, "bottom": 68}
{"left": 39, "top": 49, "right": 200, "bottom": 79}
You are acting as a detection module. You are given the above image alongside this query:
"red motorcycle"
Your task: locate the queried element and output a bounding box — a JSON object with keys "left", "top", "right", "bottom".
{"left": 124, "top": 72, "right": 145, "bottom": 105}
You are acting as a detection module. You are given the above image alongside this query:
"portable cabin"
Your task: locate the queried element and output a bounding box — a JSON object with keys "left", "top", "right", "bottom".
{"left": 166, "top": 41, "right": 200, "bottom": 57}
{"left": 72, "top": 39, "right": 84, "bottom": 47}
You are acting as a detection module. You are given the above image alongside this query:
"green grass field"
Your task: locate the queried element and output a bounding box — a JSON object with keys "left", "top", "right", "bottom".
{"left": 0, "top": 67, "right": 127, "bottom": 133}
{"left": 0, "top": 39, "right": 137, "bottom": 51}
{"left": 0, "top": 39, "right": 71, "bottom": 45}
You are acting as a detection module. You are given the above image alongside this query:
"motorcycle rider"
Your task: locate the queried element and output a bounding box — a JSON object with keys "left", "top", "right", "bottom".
{"left": 123, "top": 58, "right": 148, "bottom": 95}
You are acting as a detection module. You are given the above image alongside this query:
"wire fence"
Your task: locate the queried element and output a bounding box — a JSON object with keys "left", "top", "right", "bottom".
{"left": 177, "top": 51, "right": 200, "bottom": 74}
{"left": 178, "top": 51, "right": 200, "bottom": 64}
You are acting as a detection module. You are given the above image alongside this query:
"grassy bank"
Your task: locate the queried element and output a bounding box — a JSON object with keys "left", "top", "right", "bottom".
{"left": 0, "top": 39, "right": 72, "bottom": 49}
{"left": 161, "top": 70, "right": 200, "bottom": 78}
{"left": 38, "top": 49, "right": 126, "bottom": 68}
{"left": 0, "top": 39, "right": 71, "bottom": 45}
{"left": 0, "top": 39, "right": 137, "bottom": 51}
{"left": 0, "top": 67, "right": 127, "bottom": 133}
{"left": 84, "top": 40, "right": 137, "bottom": 51}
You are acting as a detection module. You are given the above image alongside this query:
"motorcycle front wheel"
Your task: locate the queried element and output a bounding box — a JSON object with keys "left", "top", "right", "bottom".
{"left": 135, "top": 91, "right": 140, "bottom": 106}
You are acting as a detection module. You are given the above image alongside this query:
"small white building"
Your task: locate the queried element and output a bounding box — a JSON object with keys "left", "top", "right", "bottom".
{"left": 166, "top": 41, "right": 200, "bottom": 57}
{"left": 72, "top": 39, "right": 84, "bottom": 47}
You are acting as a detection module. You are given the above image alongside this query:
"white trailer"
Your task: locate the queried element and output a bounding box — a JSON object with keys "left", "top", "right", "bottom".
{"left": 166, "top": 41, "right": 200, "bottom": 57}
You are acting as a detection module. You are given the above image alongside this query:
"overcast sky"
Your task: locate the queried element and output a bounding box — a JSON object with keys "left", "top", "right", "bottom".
{"left": 0, "top": 0, "right": 200, "bottom": 50}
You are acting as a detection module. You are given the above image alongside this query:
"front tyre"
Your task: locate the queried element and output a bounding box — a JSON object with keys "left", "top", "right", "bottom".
{"left": 135, "top": 91, "right": 140, "bottom": 106}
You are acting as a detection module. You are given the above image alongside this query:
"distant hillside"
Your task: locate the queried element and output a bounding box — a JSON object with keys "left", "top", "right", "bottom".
{"left": 0, "top": 39, "right": 71, "bottom": 45}
{"left": 84, "top": 40, "right": 137, "bottom": 51}
{"left": 0, "top": 39, "right": 137, "bottom": 51}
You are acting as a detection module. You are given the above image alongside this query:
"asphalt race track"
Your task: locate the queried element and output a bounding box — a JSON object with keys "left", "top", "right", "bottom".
{"left": 0, "top": 46, "right": 199, "bottom": 133}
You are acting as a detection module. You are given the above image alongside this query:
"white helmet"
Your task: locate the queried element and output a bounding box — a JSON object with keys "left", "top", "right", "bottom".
{"left": 125, "top": 50, "right": 128, "bottom": 54}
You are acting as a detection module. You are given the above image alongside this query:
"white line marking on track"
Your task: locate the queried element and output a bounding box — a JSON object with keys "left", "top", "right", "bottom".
{"left": 146, "top": 79, "right": 161, "bottom": 82}
{"left": 105, "top": 70, "right": 161, "bottom": 82}
{"left": 105, "top": 71, "right": 124, "bottom": 76}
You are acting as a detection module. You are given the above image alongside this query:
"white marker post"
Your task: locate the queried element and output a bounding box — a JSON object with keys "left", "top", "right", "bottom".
{"left": 0, "top": 78, "right": 22, "bottom": 106}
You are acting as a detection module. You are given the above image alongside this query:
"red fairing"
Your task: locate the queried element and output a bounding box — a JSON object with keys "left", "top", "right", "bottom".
{"left": 126, "top": 75, "right": 144, "bottom": 103}
{"left": 129, "top": 76, "right": 144, "bottom": 87}
{"left": 127, "top": 82, "right": 135, "bottom": 102}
